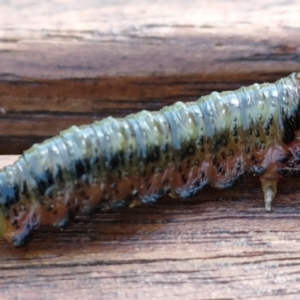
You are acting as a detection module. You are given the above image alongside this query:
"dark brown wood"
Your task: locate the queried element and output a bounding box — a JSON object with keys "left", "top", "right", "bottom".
{"left": 0, "top": 1, "right": 300, "bottom": 154}
{"left": 1, "top": 1, "right": 300, "bottom": 299}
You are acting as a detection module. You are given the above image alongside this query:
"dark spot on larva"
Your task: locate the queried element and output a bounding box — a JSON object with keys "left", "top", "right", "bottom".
{"left": 277, "top": 167, "right": 300, "bottom": 177}
{"left": 79, "top": 190, "right": 86, "bottom": 198}
{"left": 228, "top": 149, "right": 234, "bottom": 157}
{"left": 110, "top": 153, "right": 121, "bottom": 169}
{"left": 280, "top": 102, "right": 300, "bottom": 143}
{"left": 213, "top": 135, "right": 227, "bottom": 152}
{"left": 13, "top": 208, "right": 18, "bottom": 217}
{"left": 197, "top": 136, "right": 204, "bottom": 146}
{"left": 193, "top": 159, "right": 199, "bottom": 167}
{"left": 11, "top": 219, "right": 18, "bottom": 227}
{"left": 264, "top": 128, "right": 270, "bottom": 136}
{"left": 233, "top": 137, "right": 238, "bottom": 143}
{"left": 147, "top": 145, "right": 160, "bottom": 163}
{"left": 260, "top": 143, "right": 265, "bottom": 150}
{"left": 162, "top": 179, "right": 169, "bottom": 185}
{"left": 163, "top": 144, "right": 168, "bottom": 153}
{"left": 258, "top": 113, "right": 262, "bottom": 120}
{"left": 201, "top": 171, "right": 205, "bottom": 179}
{"left": 212, "top": 155, "right": 217, "bottom": 165}
{"left": 151, "top": 166, "right": 155, "bottom": 174}
{"left": 91, "top": 156, "right": 101, "bottom": 171}
{"left": 221, "top": 151, "right": 226, "bottom": 159}
{"left": 22, "top": 182, "right": 30, "bottom": 198}
{"left": 277, "top": 168, "right": 288, "bottom": 176}
{"left": 278, "top": 156, "right": 289, "bottom": 164}
{"left": 84, "top": 158, "right": 91, "bottom": 173}
{"left": 117, "top": 169, "right": 122, "bottom": 179}
{"left": 158, "top": 189, "right": 164, "bottom": 196}
{"left": 141, "top": 169, "right": 146, "bottom": 177}
{"left": 55, "top": 164, "right": 63, "bottom": 182}
{"left": 181, "top": 174, "right": 187, "bottom": 184}
{"left": 248, "top": 127, "right": 252, "bottom": 135}
{"left": 255, "top": 141, "right": 260, "bottom": 150}
{"left": 233, "top": 116, "right": 237, "bottom": 122}
{"left": 34, "top": 169, "right": 55, "bottom": 196}
{"left": 250, "top": 154, "right": 255, "bottom": 161}
{"left": 1, "top": 184, "right": 20, "bottom": 209}
{"left": 186, "top": 145, "right": 195, "bottom": 155}
{"left": 200, "top": 147, "right": 205, "bottom": 153}
{"left": 179, "top": 152, "right": 185, "bottom": 161}
{"left": 235, "top": 160, "right": 241, "bottom": 171}
{"left": 217, "top": 164, "right": 223, "bottom": 174}
{"left": 74, "top": 160, "right": 86, "bottom": 178}
{"left": 296, "top": 149, "right": 300, "bottom": 158}
{"left": 268, "top": 114, "right": 273, "bottom": 125}
{"left": 254, "top": 129, "right": 260, "bottom": 137}
{"left": 221, "top": 136, "right": 227, "bottom": 146}
{"left": 31, "top": 213, "right": 37, "bottom": 224}
{"left": 251, "top": 165, "right": 266, "bottom": 176}
{"left": 232, "top": 130, "right": 238, "bottom": 137}
{"left": 177, "top": 165, "right": 182, "bottom": 173}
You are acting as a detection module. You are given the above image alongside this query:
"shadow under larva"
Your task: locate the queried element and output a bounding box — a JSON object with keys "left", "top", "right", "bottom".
{"left": 0, "top": 72, "right": 300, "bottom": 247}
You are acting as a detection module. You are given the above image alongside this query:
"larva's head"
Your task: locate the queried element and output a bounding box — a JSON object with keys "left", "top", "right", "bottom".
{"left": 0, "top": 205, "right": 7, "bottom": 237}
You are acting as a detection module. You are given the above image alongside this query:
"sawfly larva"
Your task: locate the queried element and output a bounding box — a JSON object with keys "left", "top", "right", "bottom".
{"left": 0, "top": 72, "right": 300, "bottom": 246}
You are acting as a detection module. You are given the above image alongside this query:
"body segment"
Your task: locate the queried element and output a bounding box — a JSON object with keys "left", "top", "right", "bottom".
{"left": 0, "top": 72, "right": 300, "bottom": 246}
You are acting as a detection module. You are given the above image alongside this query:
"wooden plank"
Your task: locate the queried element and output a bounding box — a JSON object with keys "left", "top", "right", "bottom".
{"left": 0, "top": 1, "right": 300, "bottom": 299}
{"left": 0, "top": 0, "right": 300, "bottom": 153}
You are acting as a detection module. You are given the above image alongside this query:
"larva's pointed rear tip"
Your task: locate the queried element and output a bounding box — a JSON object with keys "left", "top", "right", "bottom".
{"left": 260, "top": 178, "right": 278, "bottom": 212}
{"left": 265, "top": 201, "right": 272, "bottom": 212}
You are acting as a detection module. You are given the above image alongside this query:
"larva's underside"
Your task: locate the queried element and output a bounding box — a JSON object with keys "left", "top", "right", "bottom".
{"left": 0, "top": 73, "right": 300, "bottom": 247}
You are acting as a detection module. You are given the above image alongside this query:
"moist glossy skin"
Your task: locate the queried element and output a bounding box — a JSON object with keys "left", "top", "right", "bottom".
{"left": 0, "top": 72, "right": 300, "bottom": 247}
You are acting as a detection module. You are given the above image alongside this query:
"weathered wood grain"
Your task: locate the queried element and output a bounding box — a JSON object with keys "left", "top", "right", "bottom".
{"left": 1, "top": 0, "right": 300, "bottom": 299}
{"left": 0, "top": 0, "right": 300, "bottom": 153}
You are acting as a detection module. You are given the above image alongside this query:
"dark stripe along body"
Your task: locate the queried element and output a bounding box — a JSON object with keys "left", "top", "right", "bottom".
{"left": 0, "top": 72, "right": 300, "bottom": 246}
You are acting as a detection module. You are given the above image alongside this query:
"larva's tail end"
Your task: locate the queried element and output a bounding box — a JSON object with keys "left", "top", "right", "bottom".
{"left": 264, "top": 190, "right": 273, "bottom": 212}
{"left": 260, "top": 178, "right": 278, "bottom": 212}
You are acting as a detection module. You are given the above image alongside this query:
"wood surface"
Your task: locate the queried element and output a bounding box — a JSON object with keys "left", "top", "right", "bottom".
{"left": 1, "top": 0, "right": 300, "bottom": 299}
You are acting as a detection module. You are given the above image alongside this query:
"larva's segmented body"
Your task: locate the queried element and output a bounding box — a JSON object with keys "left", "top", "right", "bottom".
{"left": 1, "top": 72, "right": 300, "bottom": 246}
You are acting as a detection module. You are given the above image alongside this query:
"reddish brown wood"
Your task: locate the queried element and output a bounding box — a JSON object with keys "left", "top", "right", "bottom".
{"left": 0, "top": 1, "right": 300, "bottom": 154}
